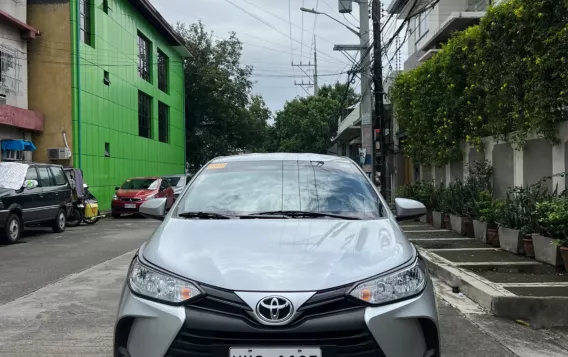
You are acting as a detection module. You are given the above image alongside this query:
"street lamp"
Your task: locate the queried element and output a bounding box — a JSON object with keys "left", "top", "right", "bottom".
{"left": 300, "top": 7, "right": 360, "bottom": 37}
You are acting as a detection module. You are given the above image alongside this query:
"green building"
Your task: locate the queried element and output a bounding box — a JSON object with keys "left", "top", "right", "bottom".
{"left": 28, "top": 0, "right": 189, "bottom": 210}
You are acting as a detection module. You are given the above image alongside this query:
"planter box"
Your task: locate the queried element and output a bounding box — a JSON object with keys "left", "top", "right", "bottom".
{"left": 449, "top": 215, "right": 466, "bottom": 235}
{"left": 532, "top": 234, "right": 564, "bottom": 267}
{"left": 432, "top": 211, "right": 442, "bottom": 228}
{"left": 419, "top": 215, "right": 427, "bottom": 223}
{"left": 498, "top": 227, "right": 525, "bottom": 255}
{"left": 473, "top": 220, "right": 488, "bottom": 243}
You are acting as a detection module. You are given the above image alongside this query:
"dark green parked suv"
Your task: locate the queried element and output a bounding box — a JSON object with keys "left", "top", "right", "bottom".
{"left": 0, "top": 162, "right": 72, "bottom": 244}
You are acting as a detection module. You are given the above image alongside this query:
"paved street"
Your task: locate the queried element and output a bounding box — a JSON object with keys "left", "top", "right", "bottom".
{"left": 0, "top": 218, "right": 566, "bottom": 356}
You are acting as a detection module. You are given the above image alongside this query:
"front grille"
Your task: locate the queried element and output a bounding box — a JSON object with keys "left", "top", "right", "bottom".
{"left": 120, "top": 198, "right": 141, "bottom": 202}
{"left": 167, "top": 327, "right": 384, "bottom": 357}
{"left": 165, "top": 285, "right": 384, "bottom": 357}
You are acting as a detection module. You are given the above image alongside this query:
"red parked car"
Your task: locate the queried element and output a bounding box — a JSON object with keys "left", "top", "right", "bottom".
{"left": 111, "top": 177, "right": 174, "bottom": 218}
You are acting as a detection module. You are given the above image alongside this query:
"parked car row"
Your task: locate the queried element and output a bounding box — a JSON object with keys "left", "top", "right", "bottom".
{"left": 111, "top": 174, "right": 190, "bottom": 218}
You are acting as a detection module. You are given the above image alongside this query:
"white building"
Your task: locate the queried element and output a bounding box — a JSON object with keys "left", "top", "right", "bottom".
{"left": 0, "top": 0, "right": 43, "bottom": 161}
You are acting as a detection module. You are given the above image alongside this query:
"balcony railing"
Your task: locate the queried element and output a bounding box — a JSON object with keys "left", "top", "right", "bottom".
{"left": 467, "top": 0, "right": 491, "bottom": 11}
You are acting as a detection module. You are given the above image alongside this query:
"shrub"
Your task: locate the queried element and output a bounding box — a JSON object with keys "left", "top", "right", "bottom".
{"left": 535, "top": 199, "right": 568, "bottom": 247}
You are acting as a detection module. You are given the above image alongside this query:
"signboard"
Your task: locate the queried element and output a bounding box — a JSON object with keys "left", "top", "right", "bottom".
{"left": 361, "top": 113, "right": 371, "bottom": 125}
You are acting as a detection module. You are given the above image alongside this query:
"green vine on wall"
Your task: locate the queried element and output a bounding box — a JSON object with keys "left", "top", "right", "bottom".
{"left": 391, "top": 0, "right": 568, "bottom": 166}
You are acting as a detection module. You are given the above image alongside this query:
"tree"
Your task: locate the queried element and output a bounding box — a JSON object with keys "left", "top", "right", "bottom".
{"left": 271, "top": 82, "right": 359, "bottom": 153}
{"left": 176, "top": 22, "right": 271, "bottom": 172}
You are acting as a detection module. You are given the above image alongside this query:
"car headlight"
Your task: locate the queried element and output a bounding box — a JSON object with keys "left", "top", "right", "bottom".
{"left": 112, "top": 194, "right": 118, "bottom": 200}
{"left": 128, "top": 258, "right": 202, "bottom": 304}
{"left": 349, "top": 258, "right": 427, "bottom": 305}
{"left": 145, "top": 194, "right": 156, "bottom": 200}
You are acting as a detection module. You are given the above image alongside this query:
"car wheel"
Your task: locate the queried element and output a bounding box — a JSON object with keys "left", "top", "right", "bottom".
{"left": 52, "top": 208, "right": 67, "bottom": 233}
{"left": 1, "top": 213, "right": 22, "bottom": 244}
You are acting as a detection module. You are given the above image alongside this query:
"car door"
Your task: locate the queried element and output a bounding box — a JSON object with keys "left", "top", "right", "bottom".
{"left": 36, "top": 166, "right": 58, "bottom": 221}
{"left": 22, "top": 166, "right": 45, "bottom": 223}
{"left": 49, "top": 166, "right": 72, "bottom": 207}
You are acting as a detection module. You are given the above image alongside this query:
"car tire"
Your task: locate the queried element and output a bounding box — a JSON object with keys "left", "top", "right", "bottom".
{"left": 52, "top": 208, "right": 67, "bottom": 233}
{"left": 1, "top": 213, "right": 22, "bottom": 244}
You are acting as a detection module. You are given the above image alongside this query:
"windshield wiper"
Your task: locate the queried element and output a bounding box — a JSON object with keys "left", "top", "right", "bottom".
{"left": 250, "top": 210, "right": 361, "bottom": 220}
{"left": 178, "top": 212, "right": 233, "bottom": 220}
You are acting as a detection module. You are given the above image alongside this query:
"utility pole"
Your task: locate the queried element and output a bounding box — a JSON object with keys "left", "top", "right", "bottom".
{"left": 372, "top": 0, "right": 387, "bottom": 198}
{"left": 313, "top": 37, "right": 319, "bottom": 96}
{"left": 358, "top": 0, "right": 374, "bottom": 181}
{"left": 292, "top": 37, "right": 319, "bottom": 96}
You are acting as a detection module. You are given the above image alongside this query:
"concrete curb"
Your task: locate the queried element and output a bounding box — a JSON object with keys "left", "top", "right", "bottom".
{"left": 418, "top": 248, "right": 568, "bottom": 328}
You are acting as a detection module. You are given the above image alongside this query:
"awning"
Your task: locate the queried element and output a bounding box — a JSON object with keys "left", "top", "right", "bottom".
{"left": 1, "top": 139, "right": 36, "bottom": 151}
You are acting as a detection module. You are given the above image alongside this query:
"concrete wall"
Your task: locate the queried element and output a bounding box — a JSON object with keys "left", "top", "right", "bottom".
{"left": 436, "top": 166, "right": 446, "bottom": 186}
{"left": 524, "top": 138, "right": 553, "bottom": 192}
{"left": 491, "top": 143, "right": 514, "bottom": 198}
{"left": 450, "top": 160, "right": 463, "bottom": 181}
{"left": 27, "top": 1, "right": 74, "bottom": 164}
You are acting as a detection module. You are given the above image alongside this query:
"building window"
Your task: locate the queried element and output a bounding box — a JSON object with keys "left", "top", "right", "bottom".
{"left": 157, "top": 49, "right": 168, "bottom": 93}
{"left": 103, "top": 70, "right": 110, "bottom": 85}
{"left": 138, "top": 33, "right": 150, "bottom": 82}
{"left": 105, "top": 142, "right": 111, "bottom": 157}
{"left": 138, "top": 91, "right": 152, "bottom": 138}
{"left": 158, "top": 102, "right": 169, "bottom": 143}
{"left": 0, "top": 45, "right": 20, "bottom": 93}
{"left": 79, "top": 0, "right": 92, "bottom": 46}
{"left": 103, "top": 0, "right": 109, "bottom": 13}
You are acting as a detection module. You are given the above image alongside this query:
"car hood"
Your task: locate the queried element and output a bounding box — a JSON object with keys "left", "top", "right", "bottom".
{"left": 117, "top": 189, "right": 155, "bottom": 198}
{"left": 0, "top": 187, "right": 16, "bottom": 198}
{"left": 142, "top": 218, "right": 415, "bottom": 291}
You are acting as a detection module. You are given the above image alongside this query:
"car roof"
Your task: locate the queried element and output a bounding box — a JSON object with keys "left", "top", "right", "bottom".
{"left": 2, "top": 161, "right": 63, "bottom": 168}
{"left": 210, "top": 153, "right": 349, "bottom": 163}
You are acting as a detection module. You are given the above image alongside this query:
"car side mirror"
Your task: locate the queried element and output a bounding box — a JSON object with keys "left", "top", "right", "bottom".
{"left": 23, "top": 180, "right": 39, "bottom": 190}
{"left": 140, "top": 197, "right": 167, "bottom": 221}
{"left": 394, "top": 198, "right": 426, "bottom": 221}
{"left": 115, "top": 186, "right": 119, "bottom": 191}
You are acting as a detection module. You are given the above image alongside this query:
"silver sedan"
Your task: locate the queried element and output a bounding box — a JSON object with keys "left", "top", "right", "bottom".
{"left": 114, "top": 153, "right": 439, "bottom": 357}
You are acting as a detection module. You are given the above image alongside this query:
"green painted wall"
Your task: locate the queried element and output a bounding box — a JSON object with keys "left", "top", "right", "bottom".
{"left": 70, "top": 0, "right": 185, "bottom": 210}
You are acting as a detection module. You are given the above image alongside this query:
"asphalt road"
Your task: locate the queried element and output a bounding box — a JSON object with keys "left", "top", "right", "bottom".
{"left": 0, "top": 217, "right": 565, "bottom": 356}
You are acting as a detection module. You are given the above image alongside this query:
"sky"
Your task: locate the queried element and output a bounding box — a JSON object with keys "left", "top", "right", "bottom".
{"left": 149, "top": 0, "right": 402, "bottom": 114}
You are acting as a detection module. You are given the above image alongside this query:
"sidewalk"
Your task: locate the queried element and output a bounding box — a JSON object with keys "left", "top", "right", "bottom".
{"left": 401, "top": 222, "right": 568, "bottom": 328}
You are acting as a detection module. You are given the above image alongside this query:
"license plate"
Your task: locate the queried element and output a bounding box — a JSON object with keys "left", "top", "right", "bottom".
{"left": 125, "top": 204, "right": 136, "bottom": 209}
{"left": 230, "top": 348, "right": 321, "bottom": 357}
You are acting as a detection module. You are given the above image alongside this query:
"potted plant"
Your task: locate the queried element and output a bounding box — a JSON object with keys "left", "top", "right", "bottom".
{"left": 534, "top": 199, "right": 568, "bottom": 268}
{"left": 431, "top": 184, "right": 445, "bottom": 229}
{"left": 474, "top": 193, "right": 499, "bottom": 244}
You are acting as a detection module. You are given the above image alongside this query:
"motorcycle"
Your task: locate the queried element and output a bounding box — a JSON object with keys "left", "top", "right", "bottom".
{"left": 65, "top": 168, "right": 102, "bottom": 227}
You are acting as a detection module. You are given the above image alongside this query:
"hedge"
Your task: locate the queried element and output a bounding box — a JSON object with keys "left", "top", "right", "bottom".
{"left": 391, "top": 0, "right": 568, "bottom": 166}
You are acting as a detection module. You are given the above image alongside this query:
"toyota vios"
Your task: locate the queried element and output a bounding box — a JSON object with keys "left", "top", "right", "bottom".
{"left": 114, "top": 153, "right": 440, "bottom": 357}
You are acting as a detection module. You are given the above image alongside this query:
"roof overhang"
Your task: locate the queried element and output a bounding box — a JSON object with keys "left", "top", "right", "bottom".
{"left": 420, "top": 11, "right": 485, "bottom": 52}
{"left": 390, "top": 0, "right": 433, "bottom": 19}
{"left": 129, "top": 0, "right": 191, "bottom": 57}
{"left": 332, "top": 125, "right": 361, "bottom": 144}
{"left": 0, "top": 10, "right": 40, "bottom": 41}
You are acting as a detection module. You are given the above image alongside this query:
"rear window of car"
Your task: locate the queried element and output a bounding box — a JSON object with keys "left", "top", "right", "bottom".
{"left": 178, "top": 160, "right": 381, "bottom": 220}
{"left": 164, "top": 177, "right": 181, "bottom": 186}
{"left": 121, "top": 179, "right": 159, "bottom": 190}
{"left": 49, "top": 167, "right": 67, "bottom": 186}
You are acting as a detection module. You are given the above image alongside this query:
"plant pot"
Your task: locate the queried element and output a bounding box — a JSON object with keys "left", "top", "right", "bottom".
{"left": 498, "top": 226, "right": 525, "bottom": 255}
{"left": 426, "top": 210, "right": 433, "bottom": 224}
{"left": 473, "top": 220, "right": 488, "bottom": 243}
{"left": 487, "top": 227, "right": 499, "bottom": 247}
{"left": 449, "top": 215, "right": 465, "bottom": 235}
{"left": 532, "top": 234, "right": 564, "bottom": 267}
{"left": 523, "top": 236, "right": 535, "bottom": 258}
{"left": 419, "top": 215, "right": 427, "bottom": 223}
{"left": 561, "top": 247, "right": 568, "bottom": 272}
{"left": 463, "top": 218, "right": 475, "bottom": 238}
{"left": 443, "top": 215, "right": 451, "bottom": 230}
{"left": 432, "top": 211, "right": 442, "bottom": 228}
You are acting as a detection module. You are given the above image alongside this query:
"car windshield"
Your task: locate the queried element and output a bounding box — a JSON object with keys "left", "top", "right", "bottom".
{"left": 164, "top": 177, "right": 181, "bottom": 186}
{"left": 177, "top": 160, "right": 382, "bottom": 220}
{"left": 121, "top": 179, "right": 159, "bottom": 190}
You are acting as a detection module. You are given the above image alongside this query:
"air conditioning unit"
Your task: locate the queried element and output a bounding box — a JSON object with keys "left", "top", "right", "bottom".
{"left": 47, "top": 147, "right": 71, "bottom": 160}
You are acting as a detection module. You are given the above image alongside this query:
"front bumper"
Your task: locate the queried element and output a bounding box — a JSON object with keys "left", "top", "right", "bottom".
{"left": 114, "top": 280, "right": 439, "bottom": 357}
{"left": 111, "top": 200, "right": 143, "bottom": 213}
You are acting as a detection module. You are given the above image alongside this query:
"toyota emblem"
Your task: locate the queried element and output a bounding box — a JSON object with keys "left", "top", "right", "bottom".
{"left": 256, "top": 296, "right": 294, "bottom": 323}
